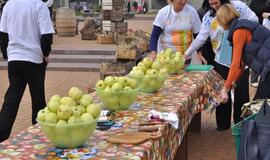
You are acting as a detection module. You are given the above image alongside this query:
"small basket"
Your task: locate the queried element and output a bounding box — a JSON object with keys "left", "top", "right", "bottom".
{"left": 116, "top": 45, "right": 139, "bottom": 60}
{"left": 97, "top": 34, "right": 114, "bottom": 44}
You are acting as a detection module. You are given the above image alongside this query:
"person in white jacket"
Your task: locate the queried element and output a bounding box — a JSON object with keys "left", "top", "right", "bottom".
{"left": 184, "top": 0, "right": 258, "bottom": 131}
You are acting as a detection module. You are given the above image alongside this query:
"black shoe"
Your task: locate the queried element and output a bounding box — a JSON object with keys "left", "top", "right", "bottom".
{"left": 216, "top": 126, "right": 230, "bottom": 131}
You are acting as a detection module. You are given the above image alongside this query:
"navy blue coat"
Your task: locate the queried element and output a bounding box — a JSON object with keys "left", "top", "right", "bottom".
{"left": 227, "top": 19, "right": 270, "bottom": 81}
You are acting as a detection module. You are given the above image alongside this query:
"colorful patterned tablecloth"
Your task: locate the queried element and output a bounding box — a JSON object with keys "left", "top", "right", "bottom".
{"left": 0, "top": 70, "right": 224, "bottom": 160}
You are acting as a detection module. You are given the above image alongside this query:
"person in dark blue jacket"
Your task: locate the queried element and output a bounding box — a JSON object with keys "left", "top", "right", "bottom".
{"left": 216, "top": 3, "right": 270, "bottom": 103}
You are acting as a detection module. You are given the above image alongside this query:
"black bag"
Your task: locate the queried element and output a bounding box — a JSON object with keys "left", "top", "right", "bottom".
{"left": 238, "top": 99, "right": 270, "bottom": 160}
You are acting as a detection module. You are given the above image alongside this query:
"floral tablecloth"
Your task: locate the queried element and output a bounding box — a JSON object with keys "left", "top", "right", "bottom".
{"left": 0, "top": 70, "right": 224, "bottom": 160}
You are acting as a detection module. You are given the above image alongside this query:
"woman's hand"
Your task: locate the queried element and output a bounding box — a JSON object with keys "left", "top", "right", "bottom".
{"left": 44, "top": 56, "right": 50, "bottom": 64}
{"left": 149, "top": 51, "right": 157, "bottom": 61}
{"left": 197, "top": 51, "right": 208, "bottom": 64}
{"left": 262, "top": 12, "right": 270, "bottom": 18}
{"left": 220, "top": 87, "right": 229, "bottom": 104}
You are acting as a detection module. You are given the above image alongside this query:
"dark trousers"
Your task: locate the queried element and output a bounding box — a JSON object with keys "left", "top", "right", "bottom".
{"left": 254, "top": 73, "right": 270, "bottom": 100}
{"left": 214, "top": 62, "right": 250, "bottom": 128}
{"left": 0, "top": 61, "right": 47, "bottom": 142}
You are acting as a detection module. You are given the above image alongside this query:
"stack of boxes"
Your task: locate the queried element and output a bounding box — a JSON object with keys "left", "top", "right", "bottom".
{"left": 101, "top": 0, "right": 128, "bottom": 44}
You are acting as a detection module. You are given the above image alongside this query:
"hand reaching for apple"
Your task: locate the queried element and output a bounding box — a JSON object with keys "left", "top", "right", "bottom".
{"left": 149, "top": 51, "right": 157, "bottom": 61}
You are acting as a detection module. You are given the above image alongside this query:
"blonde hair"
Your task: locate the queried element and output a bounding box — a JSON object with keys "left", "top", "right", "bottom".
{"left": 216, "top": 4, "right": 240, "bottom": 29}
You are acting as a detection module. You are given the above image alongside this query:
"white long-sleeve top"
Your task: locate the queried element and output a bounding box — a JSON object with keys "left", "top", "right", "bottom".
{"left": 184, "top": 0, "right": 258, "bottom": 67}
{"left": 44, "top": 0, "right": 53, "bottom": 7}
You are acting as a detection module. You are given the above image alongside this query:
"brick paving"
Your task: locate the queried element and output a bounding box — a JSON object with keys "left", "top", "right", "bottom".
{"left": 0, "top": 14, "right": 257, "bottom": 159}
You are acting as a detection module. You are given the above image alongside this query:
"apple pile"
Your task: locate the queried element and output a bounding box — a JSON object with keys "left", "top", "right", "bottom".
{"left": 95, "top": 76, "right": 138, "bottom": 111}
{"left": 128, "top": 57, "right": 168, "bottom": 93}
{"left": 156, "top": 48, "right": 185, "bottom": 74}
{"left": 36, "top": 87, "right": 101, "bottom": 148}
{"left": 37, "top": 87, "right": 101, "bottom": 124}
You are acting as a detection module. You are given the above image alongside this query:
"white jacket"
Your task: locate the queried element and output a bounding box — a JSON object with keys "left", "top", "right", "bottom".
{"left": 184, "top": 0, "right": 258, "bottom": 66}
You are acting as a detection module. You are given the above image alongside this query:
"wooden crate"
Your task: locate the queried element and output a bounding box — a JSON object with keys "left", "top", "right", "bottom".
{"left": 111, "top": 21, "right": 128, "bottom": 34}
{"left": 116, "top": 44, "right": 138, "bottom": 60}
{"left": 111, "top": 10, "right": 124, "bottom": 22}
{"left": 100, "top": 61, "right": 136, "bottom": 80}
{"left": 135, "top": 30, "right": 150, "bottom": 41}
{"left": 97, "top": 34, "right": 114, "bottom": 44}
{"left": 103, "top": 10, "right": 111, "bottom": 20}
{"left": 82, "top": 34, "right": 96, "bottom": 40}
{"left": 133, "top": 37, "right": 149, "bottom": 53}
{"left": 79, "top": 18, "right": 97, "bottom": 40}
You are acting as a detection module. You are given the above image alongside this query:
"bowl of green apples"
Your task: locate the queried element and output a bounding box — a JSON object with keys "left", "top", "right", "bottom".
{"left": 128, "top": 57, "right": 168, "bottom": 93}
{"left": 37, "top": 87, "right": 101, "bottom": 148}
{"left": 95, "top": 76, "right": 139, "bottom": 111}
{"left": 156, "top": 48, "right": 185, "bottom": 74}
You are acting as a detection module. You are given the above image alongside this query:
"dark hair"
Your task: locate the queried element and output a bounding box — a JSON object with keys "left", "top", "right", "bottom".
{"left": 209, "top": 0, "right": 231, "bottom": 17}
{"left": 197, "top": 0, "right": 211, "bottom": 19}
{"left": 202, "top": 0, "right": 211, "bottom": 10}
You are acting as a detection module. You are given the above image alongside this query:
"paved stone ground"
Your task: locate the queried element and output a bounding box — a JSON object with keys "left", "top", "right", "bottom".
{"left": 0, "top": 14, "right": 257, "bottom": 159}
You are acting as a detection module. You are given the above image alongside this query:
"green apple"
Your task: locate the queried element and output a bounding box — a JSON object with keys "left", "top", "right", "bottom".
{"left": 96, "top": 80, "right": 106, "bottom": 90}
{"left": 159, "top": 68, "right": 168, "bottom": 76}
{"left": 44, "top": 107, "right": 51, "bottom": 113}
{"left": 137, "top": 62, "right": 147, "bottom": 72}
{"left": 50, "top": 94, "right": 61, "bottom": 102}
{"left": 75, "top": 117, "right": 83, "bottom": 123}
{"left": 164, "top": 48, "right": 173, "bottom": 57}
{"left": 119, "top": 97, "right": 133, "bottom": 108}
{"left": 69, "top": 116, "right": 82, "bottom": 124}
{"left": 151, "top": 61, "right": 161, "bottom": 70}
{"left": 104, "top": 86, "right": 112, "bottom": 93}
{"left": 57, "top": 105, "right": 72, "bottom": 120}
{"left": 118, "top": 77, "right": 128, "bottom": 87}
{"left": 173, "top": 56, "right": 181, "bottom": 63}
{"left": 45, "top": 112, "right": 57, "bottom": 124}
{"left": 132, "top": 66, "right": 138, "bottom": 71}
{"left": 142, "top": 75, "right": 152, "bottom": 84}
{"left": 124, "top": 86, "right": 132, "bottom": 91}
{"left": 86, "top": 104, "right": 101, "bottom": 119}
{"left": 129, "top": 70, "right": 137, "bottom": 77}
{"left": 142, "top": 57, "right": 153, "bottom": 68}
{"left": 47, "top": 99, "right": 61, "bottom": 113}
{"left": 55, "top": 120, "right": 68, "bottom": 134}
{"left": 71, "top": 106, "right": 81, "bottom": 117}
{"left": 37, "top": 109, "right": 49, "bottom": 122}
{"left": 113, "top": 76, "right": 119, "bottom": 81}
{"left": 60, "top": 97, "right": 76, "bottom": 106}
{"left": 148, "top": 69, "right": 158, "bottom": 76}
{"left": 106, "top": 96, "right": 119, "bottom": 109}
{"left": 80, "top": 113, "right": 94, "bottom": 122}
{"left": 111, "top": 82, "right": 123, "bottom": 92}
{"left": 159, "top": 50, "right": 165, "bottom": 55}
{"left": 68, "top": 87, "right": 83, "bottom": 100}
{"left": 104, "top": 76, "right": 115, "bottom": 87}
{"left": 134, "top": 70, "right": 144, "bottom": 77}
{"left": 68, "top": 116, "right": 76, "bottom": 124}
{"left": 159, "top": 56, "right": 167, "bottom": 64}
{"left": 127, "top": 79, "right": 137, "bottom": 89}
{"left": 80, "top": 94, "right": 93, "bottom": 107}
{"left": 156, "top": 53, "right": 163, "bottom": 59}
{"left": 175, "top": 51, "right": 182, "bottom": 58}
{"left": 77, "top": 105, "right": 86, "bottom": 114}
